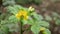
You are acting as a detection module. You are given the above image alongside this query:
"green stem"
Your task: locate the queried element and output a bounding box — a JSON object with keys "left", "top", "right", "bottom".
{"left": 20, "top": 19, "right": 23, "bottom": 34}
{"left": 21, "top": 21, "right": 22, "bottom": 34}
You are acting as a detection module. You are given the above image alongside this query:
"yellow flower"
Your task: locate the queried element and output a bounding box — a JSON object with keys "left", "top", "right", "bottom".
{"left": 16, "top": 10, "right": 28, "bottom": 20}
{"left": 40, "top": 27, "right": 45, "bottom": 31}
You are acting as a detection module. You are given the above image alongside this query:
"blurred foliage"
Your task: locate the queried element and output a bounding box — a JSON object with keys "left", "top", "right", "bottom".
{"left": 4, "top": 5, "right": 50, "bottom": 34}
{"left": 44, "top": 12, "right": 60, "bottom": 25}
{"left": 51, "top": 12, "right": 60, "bottom": 25}
{"left": 15, "top": 0, "right": 42, "bottom": 5}
{"left": 0, "top": 5, "right": 51, "bottom": 34}
{"left": 1, "top": 0, "right": 60, "bottom": 34}
{"left": 3, "top": 0, "right": 42, "bottom": 6}
{"left": 3, "top": 0, "right": 16, "bottom": 6}
{"left": 56, "top": 19, "right": 60, "bottom": 26}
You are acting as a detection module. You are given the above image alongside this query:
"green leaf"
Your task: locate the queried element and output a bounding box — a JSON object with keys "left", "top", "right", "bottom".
{"left": 7, "top": 23, "right": 19, "bottom": 32}
{"left": 27, "top": 17, "right": 34, "bottom": 25}
{"left": 52, "top": 12, "right": 59, "bottom": 20}
{"left": 45, "top": 15, "right": 52, "bottom": 21}
{"left": 43, "top": 29, "right": 51, "bottom": 34}
{"left": 31, "top": 12, "right": 43, "bottom": 21}
{"left": 52, "top": 12, "right": 59, "bottom": 17}
{"left": 0, "top": 30, "right": 5, "bottom": 34}
{"left": 9, "top": 15, "right": 19, "bottom": 23}
{"left": 31, "top": 25, "right": 41, "bottom": 34}
{"left": 13, "top": 5, "right": 23, "bottom": 10}
{"left": 22, "top": 17, "right": 34, "bottom": 25}
{"left": 1, "top": 20, "right": 8, "bottom": 25}
{"left": 0, "top": 13, "right": 6, "bottom": 20}
{"left": 0, "top": 26, "right": 9, "bottom": 34}
{"left": 38, "top": 21, "right": 49, "bottom": 28}
{"left": 7, "top": 6, "right": 18, "bottom": 14}
{"left": 22, "top": 20, "right": 28, "bottom": 25}
{"left": 3, "top": 0, "right": 15, "bottom": 6}
{"left": 56, "top": 19, "right": 60, "bottom": 25}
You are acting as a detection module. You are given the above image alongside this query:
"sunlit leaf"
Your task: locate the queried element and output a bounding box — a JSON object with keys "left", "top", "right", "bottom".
{"left": 43, "top": 29, "right": 51, "bottom": 34}
{"left": 31, "top": 12, "right": 43, "bottom": 21}
{"left": 38, "top": 21, "right": 49, "bottom": 28}
{"left": 31, "top": 25, "right": 41, "bottom": 34}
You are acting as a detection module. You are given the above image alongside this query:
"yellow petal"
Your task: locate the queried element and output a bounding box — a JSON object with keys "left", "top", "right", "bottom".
{"left": 24, "top": 16, "right": 28, "bottom": 20}
{"left": 40, "top": 27, "right": 45, "bottom": 31}
{"left": 16, "top": 10, "right": 28, "bottom": 20}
